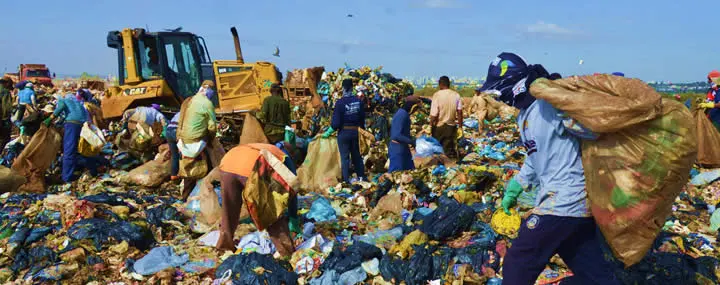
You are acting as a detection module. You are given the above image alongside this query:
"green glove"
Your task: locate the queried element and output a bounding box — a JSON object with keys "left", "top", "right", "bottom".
{"left": 43, "top": 117, "right": 52, "bottom": 126}
{"left": 161, "top": 128, "right": 167, "bottom": 139}
{"left": 502, "top": 178, "right": 524, "bottom": 215}
{"left": 288, "top": 217, "right": 301, "bottom": 235}
{"left": 321, "top": 127, "right": 334, "bottom": 138}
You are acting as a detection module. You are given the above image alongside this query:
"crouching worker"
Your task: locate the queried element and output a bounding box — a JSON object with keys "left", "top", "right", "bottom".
{"left": 44, "top": 89, "right": 99, "bottom": 182}
{"left": 388, "top": 96, "right": 419, "bottom": 172}
{"left": 215, "top": 143, "right": 300, "bottom": 257}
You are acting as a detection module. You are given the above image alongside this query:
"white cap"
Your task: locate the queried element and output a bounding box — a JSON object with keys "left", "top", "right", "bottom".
{"left": 26, "top": 82, "right": 33, "bottom": 87}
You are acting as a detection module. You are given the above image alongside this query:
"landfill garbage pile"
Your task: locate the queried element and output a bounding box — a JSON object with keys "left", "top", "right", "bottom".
{"left": 2, "top": 78, "right": 720, "bottom": 285}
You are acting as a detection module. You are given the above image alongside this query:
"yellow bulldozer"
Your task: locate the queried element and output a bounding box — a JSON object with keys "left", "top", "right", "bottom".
{"left": 102, "top": 27, "right": 282, "bottom": 119}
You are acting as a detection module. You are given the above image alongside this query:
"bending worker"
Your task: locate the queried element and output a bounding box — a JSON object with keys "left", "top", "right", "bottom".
{"left": 121, "top": 103, "right": 167, "bottom": 131}
{"left": 215, "top": 143, "right": 299, "bottom": 257}
{"left": 323, "top": 78, "right": 366, "bottom": 183}
{"left": 479, "top": 52, "right": 619, "bottom": 284}
{"left": 177, "top": 86, "right": 219, "bottom": 200}
{"left": 44, "top": 89, "right": 97, "bottom": 183}
{"left": 388, "top": 96, "right": 419, "bottom": 172}
{"left": 16, "top": 82, "right": 36, "bottom": 133}
{"left": 260, "top": 84, "right": 291, "bottom": 143}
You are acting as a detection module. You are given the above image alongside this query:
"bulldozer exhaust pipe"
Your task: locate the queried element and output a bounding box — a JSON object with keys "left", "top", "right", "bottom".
{"left": 230, "top": 27, "right": 244, "bottom": 64}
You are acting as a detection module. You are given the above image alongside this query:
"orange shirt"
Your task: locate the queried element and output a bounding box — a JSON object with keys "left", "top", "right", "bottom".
{"left": 219, "top": 143, "right": 286, "bottom": 177}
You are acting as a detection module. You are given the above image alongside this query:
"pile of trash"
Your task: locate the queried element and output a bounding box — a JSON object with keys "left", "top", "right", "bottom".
{"left": 318, "top": 65, "right": 415, "bottom": 109}
{"left": 2, "top": 75, "right": 720, "bottom": 285}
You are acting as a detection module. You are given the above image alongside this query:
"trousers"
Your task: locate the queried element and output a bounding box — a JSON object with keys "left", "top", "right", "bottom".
{"left": 62, "top": 122, "right": 83, "bottom": 182}
{"left": 388, "top": 142, "right": 414, "bottom": 172}
{"left": 503, "top": 215, "right": 620, "bottom": 285}
{"left": 432, "top": 124, "right": 457, "bottom": 158}
{"left": 337, "top": 129, "right": 365, "bottom": 182}
{"left": 166, "top": 128, "right": 180, "bottom": 176}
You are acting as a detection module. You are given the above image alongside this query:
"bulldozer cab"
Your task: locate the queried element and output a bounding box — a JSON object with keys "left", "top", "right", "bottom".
{"left": 107, "top": 29, "right": 213, "bottom": 101}
{"left": 103, "top": 27, "right": 282, "bottom": 119}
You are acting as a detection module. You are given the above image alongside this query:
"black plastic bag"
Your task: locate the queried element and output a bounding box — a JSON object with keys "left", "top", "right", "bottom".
{"left": 81, "top": 193, "right": 128, "bottom": 206}
{"left": 11, "top": 246, "right": 58, "bottom": 275}
{"left": 145, "top": 205, "right": 183, "bottom": 227}
{"left": 418, "top": 197, "right": 475, "bottom": 240}
{"left": 67, "top": 218, "right": 154, "bottom": 250}
{"left": 320, "top": 242, "right": 383, "bottom": 275}
{"left": 215, "top": 253, "right": 297, "bottom": 285}
{"left": 616, "top": 252, "right": 718, "bottom": 284}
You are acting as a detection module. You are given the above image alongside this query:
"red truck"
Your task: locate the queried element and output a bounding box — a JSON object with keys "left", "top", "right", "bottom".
{"left": 4, "top": 64, "right": 54, "bottom": 87}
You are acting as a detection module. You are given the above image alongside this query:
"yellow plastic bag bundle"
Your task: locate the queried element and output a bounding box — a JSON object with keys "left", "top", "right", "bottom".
{"left": 130, "top": 122, "right": 154, "bottom": 152}
{"left": 78, "top": 122, "right": 106, "bottom": 157}
{"left": 296, "top": 137, "right": 342, "bottom": 192}
{"left": 531, "top": 76, "right": 697, "bottom": 266}
{"left": 490, "top": 208, "right": 521, "bottom": 237}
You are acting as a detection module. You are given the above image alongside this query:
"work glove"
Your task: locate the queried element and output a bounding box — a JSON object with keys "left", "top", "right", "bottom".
{"left": 43, "top": 117, "right": 53, "bottom": 126}
{"left": 321, "top": 127, "right": 334, "bottom": 138}
{"left": 700, "top": 102, "right": 716, "bottom": 109}
{"left": 456, "top": 128, "right": 464, "bottom": 139}
{"left": 502, "top": 178, "right": 524, "bottom": 215}
{"left": 288, "top": 217, "right": 301, "bottom": 235}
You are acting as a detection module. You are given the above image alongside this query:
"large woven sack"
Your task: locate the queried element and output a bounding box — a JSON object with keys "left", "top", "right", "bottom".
{"left": 296, "top": 137, "right": 342, "bottom": 192}
{"left": 695, "top": 108, "right": 720, "bottom": 167}
{"left": 530, "top": 75, "right": 662, "bottom": 133}
{"left": 0, "top": 166, "right": 26, "bottom": 194}
{"left": 531, "top": 76, "right": 696, "bottom": 266}
{"left": 122, "top": 159, "right": 170, "bottom": 187}
{"left": 11, "top": 125, "right": 61, "bottom": 192}
{"left": 239, "top": 114, "right": 269, "bottom": 145}
{"left": 358, "top": 128, "right": 374, "bottom": 155}
{"left": 78, "top": 122, "right": 106, "bottom": 157}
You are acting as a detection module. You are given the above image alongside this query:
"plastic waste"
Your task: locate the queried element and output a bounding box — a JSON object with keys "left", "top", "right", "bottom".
{"left": 306, "top": 197, "right": 337, "bottom": 222}
{"left": 237, "top": 231, "right": 276, "bottom": 254}
{"left": 691, "top": 169, "right": 720, "bottom": 186}
{"left": 133, "top": 246, "right": 189, "bottom": 275}
{"left": 414, "top": 136, "right": 444, "bottom": 158}
{"left": 418, "top": 197, "right": 475, "bottom": 240}
{"left": 215, "top": 253, "right": 298, "bottom": 285}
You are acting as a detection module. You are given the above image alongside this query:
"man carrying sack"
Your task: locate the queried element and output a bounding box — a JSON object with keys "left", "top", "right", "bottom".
{"left": 177, "top": 82, "right": 222, "bottom": 200}
{"left": 215, "top": 143, "right": 299, "bottom": 257}
{"left": 480, "top": 52, "right": 620, "bottom": 284}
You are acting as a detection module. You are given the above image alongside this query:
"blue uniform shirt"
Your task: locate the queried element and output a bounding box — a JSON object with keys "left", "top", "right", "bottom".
{"left": 515, "top": 99, "right": 596, "bottom": 218}
{"left": 390, "top": 108, "right": 413, "bottom": 146}
{"left": 331, "top": 91, "right": 365, "bottom": 130}
{"left": 18, "top": 88, "right": 35, "bottom": 105}
{"left": 54, "top": 94, "right": 88, "bottom": 124}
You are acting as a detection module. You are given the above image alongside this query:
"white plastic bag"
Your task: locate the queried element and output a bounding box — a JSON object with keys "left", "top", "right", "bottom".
{"left": 177, "top": 139, "right": 207, "bottom": 158}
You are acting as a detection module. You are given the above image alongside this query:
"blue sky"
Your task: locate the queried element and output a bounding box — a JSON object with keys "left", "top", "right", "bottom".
{"left": 0, "top": 0, "right": 714, "bottom": 82}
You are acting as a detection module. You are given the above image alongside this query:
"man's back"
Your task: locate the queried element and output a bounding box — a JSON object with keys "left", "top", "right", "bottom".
{"left": 262, "top": 95, "right": 290, "bottom": 127}
{"left": 430, "top": 89, "right": 461, "bottom": 126}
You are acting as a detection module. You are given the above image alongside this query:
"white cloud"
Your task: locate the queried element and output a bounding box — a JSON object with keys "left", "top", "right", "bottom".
{"left": 421, "top": 0, "right": 459, "bottom": 8}
{"left": 520, "top": 21, "right": 587, "bottom": 39}
{"left": 525, "top": 21, "right": 578, "bottom": 36}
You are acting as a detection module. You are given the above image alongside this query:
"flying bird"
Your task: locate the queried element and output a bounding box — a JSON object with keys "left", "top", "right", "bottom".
{"left": 165, "top": 26, "right": 182, "bottom": 32}
{"left": 347, "top": 14, "right": 353, "bottom": 18}
{"left": 273, "top": 46, "right": 280, "bottom": 57}
{"left": 578, "top": 59, "right": 584, "bottom": 65}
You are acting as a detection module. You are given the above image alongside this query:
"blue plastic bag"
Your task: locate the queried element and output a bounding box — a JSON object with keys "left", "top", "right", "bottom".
{"left": 133, "top": 246, "right": 189, "bottom": 275}
{"left": 414, "top": 136, "right": 444, "bottom": 158}
{"left": 306, "top": 197, "right": 337, "bottom": 222}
